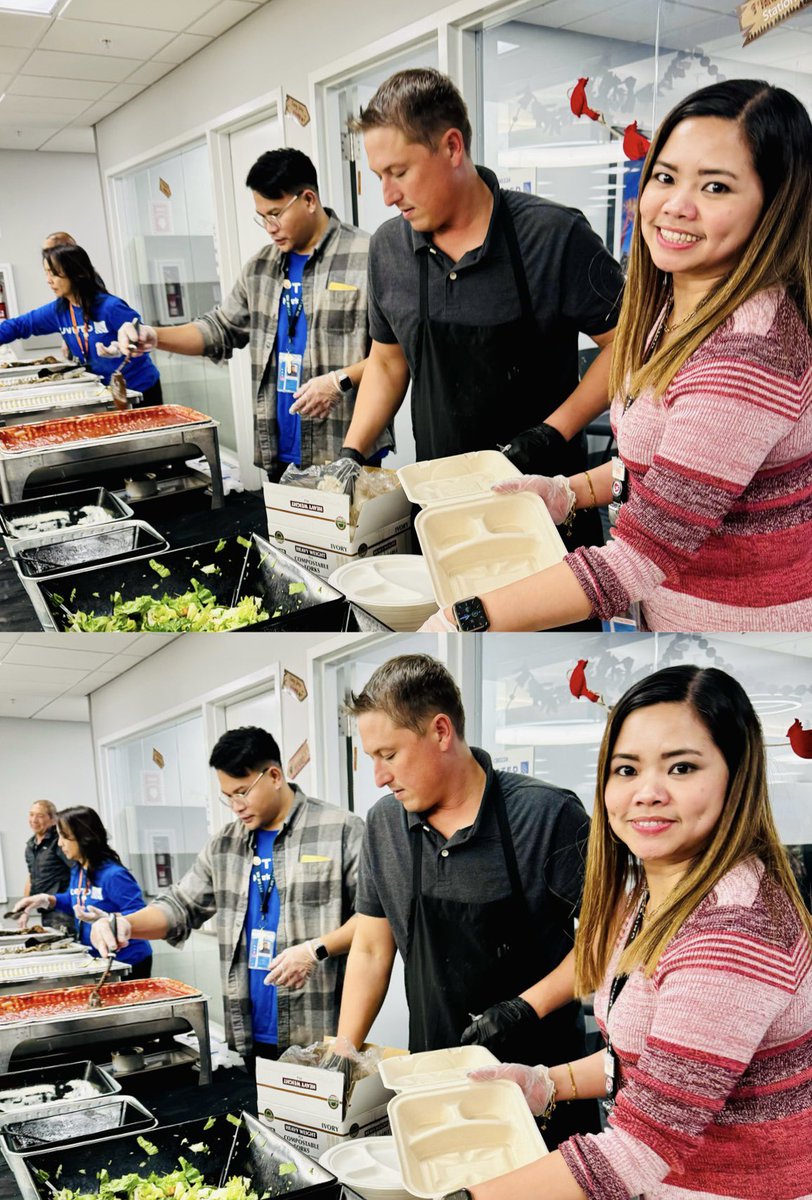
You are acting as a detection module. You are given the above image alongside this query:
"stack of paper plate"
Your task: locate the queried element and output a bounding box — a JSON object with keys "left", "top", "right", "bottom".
{"left": 320, "top": 1137, "right": 416, "bottom": 1200}
{"left": 329, "top": 555, "right": 437, "bottom": 632}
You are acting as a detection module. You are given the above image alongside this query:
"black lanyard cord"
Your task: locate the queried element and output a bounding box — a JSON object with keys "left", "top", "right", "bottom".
{"left": 281, "top": 256, "right": 305, "bottom": 346}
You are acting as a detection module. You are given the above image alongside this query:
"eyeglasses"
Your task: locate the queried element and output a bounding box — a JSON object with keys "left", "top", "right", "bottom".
{"left": 219, "top": 767, "right": 270, "bottom": 809}
{"left": 253, "top": 193, "right": 301, "bottom": 231}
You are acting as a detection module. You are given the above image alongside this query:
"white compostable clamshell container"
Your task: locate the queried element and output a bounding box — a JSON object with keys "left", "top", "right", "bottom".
{"left": 319, "top": 1136, "right": 414, "bottom": 1200}
{"left": 397, "top": 451, "right": 567, "bottom": 609}
{"left": 328, "top": 555, "right": 437, "bottom": 632}
{"left": 381, "top": 1046, "right": 547, "bottom": 1199}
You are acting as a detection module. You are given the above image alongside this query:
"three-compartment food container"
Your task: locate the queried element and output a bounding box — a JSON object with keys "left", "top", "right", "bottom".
{"left": 397, "top": 451, "right": 567, "bottom": 609}
{"left": 329, "top": 555, "right": 437, "bottom": 631}
{"left": 320, "top": 1136, "right": 413, "bottom": 1200}
{"left": 380, "top": 1046, "right": 547, "bottom": 1199}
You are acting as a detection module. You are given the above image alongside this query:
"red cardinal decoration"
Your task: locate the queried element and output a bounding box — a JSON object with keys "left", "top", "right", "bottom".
{"left": 570, "top": 78, "right": 601, "bottom": 122}
{"left": 787, "top": 719, "right": 812, "bottom": 759}
{"left": 569, "top": 659, "right": 602, "bottom": 704}
{"left": 623, "top": 121, "right": 651, "bottom": 161}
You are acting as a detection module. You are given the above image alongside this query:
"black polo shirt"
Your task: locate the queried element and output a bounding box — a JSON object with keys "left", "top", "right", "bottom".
{"left": 355, "top": 747, "right": 590, "bottom": 979}
{"left": 367, "top": 166, "right": 624, "bottom": 413}
{"left": 25, "top": 827, "right": 70, "bottom": 895}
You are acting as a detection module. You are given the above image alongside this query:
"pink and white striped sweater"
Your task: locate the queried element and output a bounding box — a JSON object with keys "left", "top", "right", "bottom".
{"left": 566, "top": 290, "right": 812, "bottom": 630}
{"left": 559, "top": 860, "right": 812, "bottom": 1200}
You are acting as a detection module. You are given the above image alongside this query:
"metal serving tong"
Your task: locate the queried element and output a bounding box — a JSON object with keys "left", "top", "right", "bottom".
{"left": 109, "top": 319, "right": 141, "bottom": 409}
{"left": 88, "top": 913, "right": 117, "bottom": 1008}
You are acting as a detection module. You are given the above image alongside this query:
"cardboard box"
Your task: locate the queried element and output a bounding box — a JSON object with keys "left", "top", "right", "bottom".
{"left": 267, "top": 519, "right": 411, "bottom": 580}
{"left": 256, "top": 1043, "right": 407, "bottom": 1156}
{"left": 263, "top": 472, "right": 411, "bottom": 548}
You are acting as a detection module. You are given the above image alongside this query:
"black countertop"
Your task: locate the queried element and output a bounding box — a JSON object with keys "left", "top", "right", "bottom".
{"left": 0, "top": 490, "right": 269, "bottom": 632}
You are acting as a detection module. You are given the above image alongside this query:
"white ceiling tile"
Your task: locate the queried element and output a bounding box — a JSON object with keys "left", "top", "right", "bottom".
{"left": 0, "top": 662, "right": 86, "bottom": 685}
{"left": 0, "top": 12, "right": 49, "bottom": 49}
{"left": 39, "top": 18, "right": 175, "bottom": 58}
{"left": 24, "top": 47, "right": 142, "bottom": 82}
{"left": 0, "top": 74, "right": 11, "bottom": 91}
{"left": 125, "top": 633, "right": 178, "bottom": 656}
{"left": 8, "top": 73, "right": 110, "bottom": 99}
{"left": 124, "top": 59, "right": 173, "bottom": 86}
{"left": 0, "top": 126, "right": 57, "bottom": 148}
{"left": 70, "top": 99, "right": 118, "bottom": 124}
{"left": 2, "top": 642, "right": 112, "bottom": 669}
{"left": 31, "top": 695, "right": 89, "bottom": 721}
{"left": 101, "top": 81, "right": 147, "bottom": 103}
{"left": 38, "top": 126, "right": 95, "bottom": 150}
{"left": 153, "top": 32, "right": 211, "bottom": 64}
{"left": 0, "top": 696, "right": 42, "bottom": 717}
{"left": 65, "top": 667, "right": 122, "bottom": 693}
{"left": 0, "top": 46, "right": 29, "bottom": 72}
{"left": 61, "top": 0, "right": 220, "bottom": 34}
{"left": 0, "top": 93, "right": 87, "bottom": 120}
{"left": 188, "top": 0, "right": 257, "bottom": 38}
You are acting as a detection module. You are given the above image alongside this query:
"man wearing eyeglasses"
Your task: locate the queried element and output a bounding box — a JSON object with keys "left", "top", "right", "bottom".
{"left": 116, "top": 148, "right": 392, "bottom": 480}
{"left": 89, "top": 726, "right": 364, "bottom": 1064}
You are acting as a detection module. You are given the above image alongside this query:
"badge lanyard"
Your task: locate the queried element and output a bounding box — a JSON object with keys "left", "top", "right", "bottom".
{"left": 602, "top": 890, "right": 647, "bottom": 1114}
{"left": 252, "top": 855, "right": 275, "bottom": 927}
{"left": 608, "top": 304, "right": 671, "bottom": 528}
{"left": 248, "top": 851, "right": 277, "bottom": 972}
{"left": 276, "top": 256, "right": 305, "bottom": 395}
{"left": 281, "top": 258, "right": 304, "bottom": 347}
{"left": 68, "top": 305, "right": 91, "bottom": 368}
{"left": 73, "top": 866, "right": 91, "bottom": 938}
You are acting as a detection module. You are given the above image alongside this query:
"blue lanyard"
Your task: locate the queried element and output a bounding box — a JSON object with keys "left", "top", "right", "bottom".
{"left": 281, "top": 257, "right": 304, "bottom": 347}
{"left": 252, "top": 857, "right": 275, "bottom": 922}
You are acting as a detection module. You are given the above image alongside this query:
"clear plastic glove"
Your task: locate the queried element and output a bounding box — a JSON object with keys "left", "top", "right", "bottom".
{"left": 289, "top": 372, "right": 342, "bottom": 419}
{"left": 501, "top": 423, "right": 567, "bottom": 474}
{"left": 13, "top": 894, "right": 54, "bottom": 928}
{"left": 492, "top": 473, "right": 575, "bottom": 526}
{"left": 418, "top": 609, "right": 456, "bottom": 633}
{"left": 73, "top": 904, "right": 108, "bottom": 924}
{"left": 319, "top": 455, "right": 362, "bottom": 496}
{"left": 468, "top": 1062, "right": 555, "bottom": 1118}
{"left": 96, "top": 341, "right": 125, "bottom": 359}
{"left": 460, "top": 996, "right": 540, "bottom": 1055}
{"left": 265, "top": 941, "right": 320, "bottom": 989}
{"left": 90, "top": 912, "right": 132, "bottom": 958}
{"left": 116, "top": 321, "right": 157, "bottom": 357}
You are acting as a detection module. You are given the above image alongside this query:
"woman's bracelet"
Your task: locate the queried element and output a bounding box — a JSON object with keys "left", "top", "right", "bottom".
{"left": 583, "top": 470, "right": 598, "bottom": 509}
{"left": 565, "top": 1061, "right": 578, "bottom": 1101}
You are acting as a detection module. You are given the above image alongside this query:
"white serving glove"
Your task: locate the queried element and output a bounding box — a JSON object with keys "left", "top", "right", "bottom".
{"left": 493, "top": 473, "right": 575, "bottom": 526}
{"left": 13, "top": 894, "right": 54, "bottom": 928}
{"left": 418, "top": 609, "right": 456, "bottom": 633}
{"left": 264, "top": 940, "right": 322, "bottom": 989}
{"left": 468, "top": 1062, "right": 556, "bottom": 1117}
{"left": 90, "top": 912, "right": 132, "bottom": 957}
{"left": 289, "top": 372, "right": 343, "bottom": 419}
{"left": 116, "top": 321, "right": 158, "bottom": 357}
{"left": 73, "top": 904, "right": 108, "bottom": 924}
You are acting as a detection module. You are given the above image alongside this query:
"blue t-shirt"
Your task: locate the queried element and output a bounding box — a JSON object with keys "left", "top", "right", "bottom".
{"left": 54, "top": 859, "right": 152, "bottom": 966}
{"left": 275, "top": 252, "right": 309, "bottom": 464}
{"left": 245, "top": 828, "right": 281, "bottom": 1045}
{"left": 0, "top": 294, "right": 160, "bottom": 393}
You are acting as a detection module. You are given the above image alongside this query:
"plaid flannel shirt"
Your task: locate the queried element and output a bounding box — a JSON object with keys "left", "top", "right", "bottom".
{"left": 193, "top": 210, "right": 394, "bottom": 475}
{"left": 149, "top": 786, "right": 364, "bottom": 1055}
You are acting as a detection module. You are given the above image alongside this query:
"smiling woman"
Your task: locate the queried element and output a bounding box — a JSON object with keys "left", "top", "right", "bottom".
{"left": 433, "top": 79, "right": 812, "bottom": 634}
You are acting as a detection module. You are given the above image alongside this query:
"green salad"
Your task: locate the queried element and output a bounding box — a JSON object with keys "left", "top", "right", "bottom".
{"left": 61, "top": 579, "right": 269, "bottom": 633}
{"left": 50, "top": 1161, "right": 257, "bottom": 1200}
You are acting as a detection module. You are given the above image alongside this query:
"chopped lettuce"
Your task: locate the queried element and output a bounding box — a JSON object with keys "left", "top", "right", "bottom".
{"left": 288, "top": 583, "right": 306, "bottom": 595}
{"left": 215, "top": 539, "right": 227, "bottom": 553}
{"left": 149, "top": 560, "right": 171, "bottom": 579}
{"left": 51, "top": 1160, "right": 257, "bottom": 1200}
{"left": 64, "top": 578, "right": 268, "bottom": 633}
{"left": 236, "top": 536, "right": 252, "bottom": 550}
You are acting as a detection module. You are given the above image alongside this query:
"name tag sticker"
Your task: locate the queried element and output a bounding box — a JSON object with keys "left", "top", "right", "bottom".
{"left": 300, "top": 854, "right": 331, "bottom": 863}
{"left": 327, "top": 282, "right": 358, "bottom": 292}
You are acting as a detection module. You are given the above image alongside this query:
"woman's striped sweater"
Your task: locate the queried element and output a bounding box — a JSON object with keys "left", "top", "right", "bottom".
{"left": 559, "top": 860, "right": 812, "bottom": 1199}
{"left": 566, "top": 290, "right": 811, "bottom": 630}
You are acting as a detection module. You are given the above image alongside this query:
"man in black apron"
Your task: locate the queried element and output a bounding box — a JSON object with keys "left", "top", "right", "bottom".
{"left": 330, "top": 68, "right": 624, "bottom": 552}
{"left": 334, "top": 654, "right": 602, "bottom": 1149}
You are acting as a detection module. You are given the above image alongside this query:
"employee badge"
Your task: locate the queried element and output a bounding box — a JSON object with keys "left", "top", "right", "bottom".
{"left": 248, "top": 928, "right": 276, "bottom": 971}
{"left": 608, "top": 456, "right": 628, "bottom": 527}
{"left": 277, "top": 351, "right": 303, "bottom": 394}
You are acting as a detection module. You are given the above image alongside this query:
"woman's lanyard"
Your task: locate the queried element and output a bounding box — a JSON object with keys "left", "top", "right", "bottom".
{"left": 68, "top": 305, "right": 91, "bottom": 367}
{"left": 74, "top": 866, "right": 91, "bottom": 937}
{"left": 281, "top": 257, "right": 304, "bottom": 350}
{"left": 603, "top": 890, "right": 648, "bottom": 1114}
{"left": 608, "top": 303, "right": 672, "bottom": 528}
{"left": 251, "top": 855, "right": 275, "bottom": 929}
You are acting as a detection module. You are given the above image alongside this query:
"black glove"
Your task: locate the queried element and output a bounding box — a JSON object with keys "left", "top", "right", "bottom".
{"left": 320, "top": 1049, "right": 354, "bottom": 1089}
{"left": 501, "top": 423, "right": 568, "bottom": 475}
{"left": 460, "top": 997, "right": 539, "bottom": 1054}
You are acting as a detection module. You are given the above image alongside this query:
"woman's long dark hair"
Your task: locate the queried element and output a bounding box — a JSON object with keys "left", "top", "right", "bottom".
{"left": 42, "top": 244, "right": 107, "bottom": 325}
{"left": 57, "top": 806, "right": 122, "bottom": 875}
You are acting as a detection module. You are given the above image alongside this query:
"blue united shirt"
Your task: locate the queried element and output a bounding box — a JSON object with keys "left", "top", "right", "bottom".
{"left": 245, "top": 828, "right": 281, "bottom": 1044}
{"left": 275, "top": 252, "right": 309, "bottom": 464}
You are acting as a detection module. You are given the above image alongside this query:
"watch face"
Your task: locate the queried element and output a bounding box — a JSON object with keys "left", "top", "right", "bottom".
{"left": 452, "top": 596, "right": 489, "bottom": 632}
{"left": 337, "top": 371, "right": 353, "bottom": 393}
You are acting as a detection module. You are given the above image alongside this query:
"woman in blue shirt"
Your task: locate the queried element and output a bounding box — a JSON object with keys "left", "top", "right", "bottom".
{"left": 17, "top": 805, "right": 152, "bottom": 978}
{"left": 0, "top": 245, "right": 162, "bottom": 405}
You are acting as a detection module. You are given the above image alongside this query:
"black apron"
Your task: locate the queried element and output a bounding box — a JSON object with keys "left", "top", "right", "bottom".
{"left": 411, "top": 198, "right": 602, "bottom": 551}
{"left": 403, "top": 778, "right": 602, "bottom": 1148}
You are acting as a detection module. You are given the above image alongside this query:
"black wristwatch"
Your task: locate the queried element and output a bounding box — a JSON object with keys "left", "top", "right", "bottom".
{"left": 335, "top": 370, "right": 354, "bottom": 393}
{"left": 451, "top": 596, "right": 490, "bottom": 632}
{"left": 311, "top": 940, "right": 329, "bottom": 962}
{"left": 440, "top": 1190, "right": 473, "bottom": 1200}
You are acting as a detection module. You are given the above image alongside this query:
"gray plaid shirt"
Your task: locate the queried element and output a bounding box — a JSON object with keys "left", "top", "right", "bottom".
{"left": 193, "top": 210, "right": 394, "bottom": 474}
{"left": 150, "top": 786, "right": 364, "bottom": 1055}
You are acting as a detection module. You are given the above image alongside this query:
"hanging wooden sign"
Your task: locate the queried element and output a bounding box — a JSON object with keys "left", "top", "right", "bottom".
{"left": 738, "top": 0, "right": 811, "bottom": 44}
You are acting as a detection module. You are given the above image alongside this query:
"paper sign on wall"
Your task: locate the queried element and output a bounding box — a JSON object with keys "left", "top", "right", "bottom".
{"left": 152, "top": 747, "right": 165, "bottom": 769}
{"left": 285, "top": 95, "right": 311, "bottom": 126}
{"left": 287, "top": 739, "right": 311, "bottom": 779}
{"left": 283, "top": 669, "right": 308, "bottom": 702}
{"left": 159, "top": 178, "right": 172, "bottom": 198}
{"left": 142, "top": 770, "right": 165, "bottom": 805}
{"left": 150, "top": 202, "right": 173, "bottom": 236}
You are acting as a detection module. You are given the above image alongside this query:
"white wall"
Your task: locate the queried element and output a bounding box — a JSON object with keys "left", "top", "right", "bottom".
{"left": 0, "top": 151, "right": 111, "bottom": 341}
{"left": 0, "top": 716, "right": 97, "bottom": 899}
{"left": 94, "top": 0, "right": 443, "bottom": 185}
